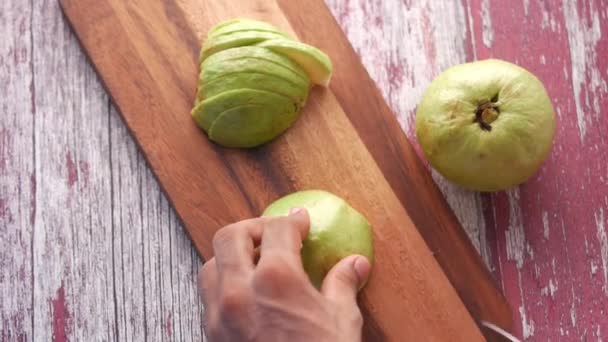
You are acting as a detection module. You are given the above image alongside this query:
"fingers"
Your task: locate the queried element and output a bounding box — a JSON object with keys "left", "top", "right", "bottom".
{"left": 198, "top": 258, "right": 219, "bottom": 307}
{"left": 212, "top": 217, "right": 266, "bottom": 278}
{"left": 259, "top": 208, "right": 310, "bottom": 265}
{"left": 321, "top": 255, "right": 371, "bottom": 306}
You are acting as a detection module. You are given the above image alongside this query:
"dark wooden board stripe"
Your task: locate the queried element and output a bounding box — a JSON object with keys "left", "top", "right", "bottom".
{"left": 59, "top": 0, "right": 509, "bottom": 339}
{"left": 277, "top": 0, "right": 513, "bottom": 334}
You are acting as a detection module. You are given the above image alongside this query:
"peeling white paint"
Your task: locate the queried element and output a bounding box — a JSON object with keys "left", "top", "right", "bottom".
{"left": 592, "top": 261, "right": 599, "bottom": 275}
{"left": 466, "top": 0, "right": 478, "bottom": 60}
{"left": 506, "top": 189, "right": 526, "bottom": 268}
{"left": 570, "top": 303, "right": 577, "bottom": 327}
{"left": 519, "top": 305, "right": 535, "bottom": 339}
{"left": 523, "top": 0, "right": 530, "bottom": 16}
{"left": 540, "top": 279, "right": 558, "bottom": 298}
{"left": 540, "top": 10, "right": 558, "bottom": 31}
{"left": 549, "top": 279, "right": 558, "bottom": 297}
{"left": 594, "top": 208, "right": 608, "bottom": 295}
{"left": 526, "top": 243, "right": 535, "bottom": 260}
{"left": 0, "top": 1, "right": 205, "bottom": 340}
{"left": 563, "top": 0, "right": 606, "bottom": 143}
{"left": 0, "top": 1, "right": 36, "bottom": 338}
{"left": 543, "top": 211, "right": 550, "bottom": 239}
{"left": 481, "top": 0, "right": 494, "bottom": 48}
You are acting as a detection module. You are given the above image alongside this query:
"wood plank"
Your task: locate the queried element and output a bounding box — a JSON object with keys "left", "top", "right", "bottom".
{"left": 0, "top": 1, "right": 35, "bottom": 340}
{"left": 465, "top": 0, "right": 608, "bottom": 340}
{"left": 0, "top": 1, "right": 204, "bottom": 340}
{"left": 29, "top": 1, "right": 115, "bottom": 339}
{"left": 110, "top": 105, "right": 204, "bottom": 341}
{"left": 59, "top": 0, "right": 487, "bottom": 340}
{"left": 286, "top": 0, "right": 512, "bottom": 332}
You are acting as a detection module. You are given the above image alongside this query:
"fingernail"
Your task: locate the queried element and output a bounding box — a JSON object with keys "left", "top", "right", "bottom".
{"left": 289, "top": 207, "right": 303, "bottom": 216}
{"left": 353, "top": 256, "right": 371, "bottom": 285}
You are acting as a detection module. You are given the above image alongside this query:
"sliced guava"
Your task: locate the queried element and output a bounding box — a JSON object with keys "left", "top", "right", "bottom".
{"left": 198, "top": 72, "right": 309, "bottom": 106}
{"left": 257, "top": 39, "right": 333, "bottom": 87}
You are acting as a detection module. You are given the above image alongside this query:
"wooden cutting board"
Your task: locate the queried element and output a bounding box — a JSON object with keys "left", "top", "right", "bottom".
{"left": 59, "top": 0, "right": 512, "bottom": 340}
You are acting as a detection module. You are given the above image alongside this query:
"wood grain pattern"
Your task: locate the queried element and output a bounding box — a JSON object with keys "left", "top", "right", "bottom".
{"left": 468, "top": 0, "right": 608, "bottom": 340}
{"left": 58, "top": 0, "right": 492, "bottom": 340}
{"left": 1, "top": 1, "right": 204, "bottom": 341}
{"left": 4, "top": 0, "right": 606, "bottom": 340}
{"left": 331, "top": 0, "right": 608, "bottom": 340}
{"left": 277, "top": 1, "right": 511, "bottom": 332}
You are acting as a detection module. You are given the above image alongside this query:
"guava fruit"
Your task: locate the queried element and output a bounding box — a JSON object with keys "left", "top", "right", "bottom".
{"left": 209, "top": 20, "right": 293, "bottom": 41}
{"left": 193, "top": 19, "right": 334, "bottom": 148}
{"left": 192, "top": 88, "right": 298, "bottom": 132}
{"left": 201, "top": 55, "right": 309, "bottom": 89}
{"left": 208, "top": 102, "right": 299, "bottom": 148}
{"left": 201, "top": 46, "right": 309, "bottom": 82}
{"left": 257, "top": 39, "right": 333, "bottom": 87}
{"left": 415, "top": 59, "right": 556, "bottom": 192}
{"left": 201, "top": 31, "right": 289, "bottom": 61}
{"left": 197, "top": 72, "right": 309, "bottom": 106}
{"left": 263, "top": 190, "right": 374, "bottom": 289}
{"left": 208, "top": 18, "right": 288, "bottom": 36}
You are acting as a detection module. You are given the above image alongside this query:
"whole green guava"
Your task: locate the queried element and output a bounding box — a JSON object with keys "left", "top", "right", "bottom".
{"left": 415, "top": 59, "right": 556, "bottom": 192}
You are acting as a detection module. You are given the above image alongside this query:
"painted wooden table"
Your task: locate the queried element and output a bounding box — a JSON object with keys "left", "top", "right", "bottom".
{"left": 1, "top": 0, "right": 606, "bottom": 340}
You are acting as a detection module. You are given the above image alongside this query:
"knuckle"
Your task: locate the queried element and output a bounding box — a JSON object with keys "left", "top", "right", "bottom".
{"left": 212, "top": 225, "right": 236, "bottom": 248}
{"left": 218, "top": 287, "right": 249, "bottom": 319}
{"left": 253, "top": 256, "right": 296, "bottom": 289}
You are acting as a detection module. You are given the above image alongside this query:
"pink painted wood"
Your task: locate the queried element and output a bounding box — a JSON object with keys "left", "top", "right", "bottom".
{"left": 1, "top": 0, "right": 606, "bottom": 340}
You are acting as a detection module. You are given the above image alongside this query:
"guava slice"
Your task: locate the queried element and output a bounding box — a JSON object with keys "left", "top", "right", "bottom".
{"left": 208, "top": 102, "right": 299, "bottom": 148}
{"left": 192, "top": 88, "right": 298, "bottom": 133}
{"left": 257, "top": 39, "right": 333, "bottom": 87}
{"left": 209, "top": 18, "right": 282, "bottom": 35}
{"left": 201, "top": 54, "right": 310, "bottom": 90}
{"left": 200, "top": 30, "right": 288, "bottom": 62}
{"left": 209, "top": 21, "right": 292, "bottom": 41}
{"left": 198, "top": 72, "right": 309, "bottom": 106}
{"left": 201, "top": 46, "right": 308, "bottom": 82}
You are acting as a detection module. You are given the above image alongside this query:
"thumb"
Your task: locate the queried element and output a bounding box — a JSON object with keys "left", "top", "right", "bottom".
{"left": 287, "top": 207, "right": 311, "bottom": 241}
{"left": 321, "top": 255, "right": 371, "bottom": 304}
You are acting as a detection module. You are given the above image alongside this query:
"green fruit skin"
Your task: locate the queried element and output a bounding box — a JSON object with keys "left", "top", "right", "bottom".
{"left": 202, "top": 46, "right": 309, "bottom": 83}
{"left": 209, "top": 23, "right": 293, "bottom": 41}
{"left": 192, "top": 88, "right": 299, "bottom": 132}
{"left": 200, "top": 31, "right": 289, "bottom": 61}
{"left": 201, "top": 53, "right": 310, "bottom": 90}
{"left": 208, "top": 18, "right": 286, "bottom": 36}
{"left": 197, "top": 72, "right": 309, "bottom": 107}
{"left": 208, "top": 102, "right": 299, "bottom": 148}
{"left": 256, "top": 39, "right": 333, "bottom": 87}
{"left": 194, "top": 19, "right": 333, "bottom": 149}
{"left": 415, "top": 59, "right": 556, "bottom": 192}
{"left": 262, "top": 190, "right": 374, "bottom": 289}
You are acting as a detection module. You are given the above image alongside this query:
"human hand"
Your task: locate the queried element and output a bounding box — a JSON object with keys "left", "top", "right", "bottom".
{"left": 198, "top": 208, "right": 371, "bottom": 342}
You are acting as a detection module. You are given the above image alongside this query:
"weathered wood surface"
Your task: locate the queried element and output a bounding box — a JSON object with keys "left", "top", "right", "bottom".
{"left": 1, "top": 0, "right": 607, "bottom": 341}
{"left": 57, "top": 0, "right": 492, "bottom": 339}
